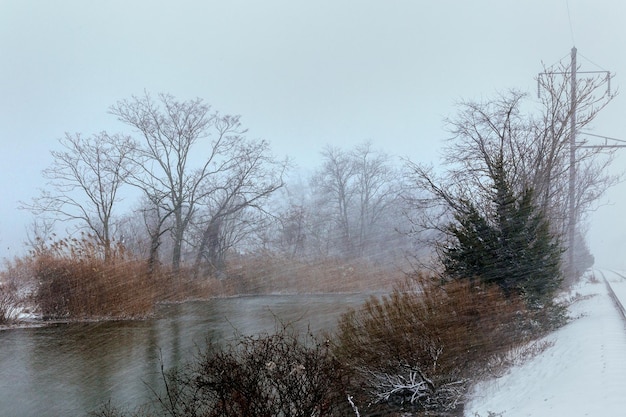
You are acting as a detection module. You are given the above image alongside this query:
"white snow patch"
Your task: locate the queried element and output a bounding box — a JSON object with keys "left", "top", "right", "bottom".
{"left": 465, "top": 270, "right": 626, "bottom": 417}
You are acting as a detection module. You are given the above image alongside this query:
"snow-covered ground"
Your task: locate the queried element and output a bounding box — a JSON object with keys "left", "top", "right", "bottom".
{"left": 465, "top": 270, "right": 626, "bottom": 417}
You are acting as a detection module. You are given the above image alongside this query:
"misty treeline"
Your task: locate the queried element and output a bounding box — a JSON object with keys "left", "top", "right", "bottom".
{"left": 20, "top": 58, "right": 618, "bottom": 286}
{"left": 21, "top": 92, "right": 414, "bottom": 281}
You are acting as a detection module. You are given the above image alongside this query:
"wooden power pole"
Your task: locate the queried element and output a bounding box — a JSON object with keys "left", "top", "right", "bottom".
{"left": 568, "top": 47, "right": 577, "bottom": 277}
{"left": 539, "top": 47, "right": 621, "bottom": 280}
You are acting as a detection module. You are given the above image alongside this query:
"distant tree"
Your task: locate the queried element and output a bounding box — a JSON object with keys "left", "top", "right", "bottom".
{"left": 311, "top": 142, "right": 401, "bottom": 258}
{"left": 273, "top": 203, "right": 308, "bottom": 259}
{"left": 110, "top": 93, "right": 285, "bottom": 274}
{"left": 191, "top": 138, "right": 285, "bottom": 277}
{"left": 312, "top": 145, "right": 355, "bottom": 256}
{"left": 23, "top": 132, "right": 134, "bottom": 261}
{"left": 352, "top": 142, "right": 401, "bottom": 256}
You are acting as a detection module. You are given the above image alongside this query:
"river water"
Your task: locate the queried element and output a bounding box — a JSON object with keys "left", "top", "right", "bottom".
{"left": 0, "top": 293, "right": 370, "bottom": 416}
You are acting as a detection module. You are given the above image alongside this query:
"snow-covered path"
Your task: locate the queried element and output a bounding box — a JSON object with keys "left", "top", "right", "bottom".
{"left": 466, "top": 271, "right": 626, "bottom": 417}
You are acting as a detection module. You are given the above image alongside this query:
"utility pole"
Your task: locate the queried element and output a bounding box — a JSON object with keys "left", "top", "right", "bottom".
{"left": 539, "top": 47, "right": 619, "bottom": 281}
{"left": 568, "top": 47, "right": 577, "bottom": 277}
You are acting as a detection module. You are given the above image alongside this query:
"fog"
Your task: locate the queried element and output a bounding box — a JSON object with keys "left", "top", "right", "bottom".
{"left": 1, "top": 1, "right": 626, "bottom": 267}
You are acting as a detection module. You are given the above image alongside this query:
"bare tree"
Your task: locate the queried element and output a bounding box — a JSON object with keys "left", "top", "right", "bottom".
{"left": 110, "top": 92, "right": 248, "bottom": 272}
{"left": 272, "top": 203, "right": 308, "bottom": 259}
{"left": 24, "top": 218, "right": 56, "bottom": 252}
{"left": 191, "top": 139, "right": 286, "bottom": 277}
{"left": 312, "top": 145, "right": 356, "bottom": 256}
{"left": 311, "top": 142, "right": 401, "bottom": 258}
{"left": 22, "top": 132, "right": 134, "bottom": 260}
{"left": 406, "top": 59, "right": 619, "bottom": 276}
{"left": 352, "top": 142, "right": 401, "bottom": 256}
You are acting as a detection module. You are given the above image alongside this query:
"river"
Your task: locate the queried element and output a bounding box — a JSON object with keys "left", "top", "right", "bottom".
{"left": 0, "top": 293, "right": 370, "bottom": 416}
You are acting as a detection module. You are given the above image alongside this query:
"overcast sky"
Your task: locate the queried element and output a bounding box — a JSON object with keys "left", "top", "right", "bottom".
{"left": 1, "top": 0, "right": 626, "bottom": 268}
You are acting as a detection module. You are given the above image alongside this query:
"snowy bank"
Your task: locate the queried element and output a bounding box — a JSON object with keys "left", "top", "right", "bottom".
{"left": 465, "top": 271, "right": 626, "bottom": 416}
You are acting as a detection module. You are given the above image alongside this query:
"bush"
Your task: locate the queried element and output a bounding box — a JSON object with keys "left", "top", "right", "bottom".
{"left": 160, "top": 324, "right": 351, "bottom": 417}
{"left": 0, "top": 284, "right": 20, "bottom": 325}
{"left": 0, "top": 257, "right": 35, "bottom": 325}
{"left": 333, "top": 274, "right": 529, "bottom": 414}
{"left": 93, "top": 323, "right": 353, "bottom": 417}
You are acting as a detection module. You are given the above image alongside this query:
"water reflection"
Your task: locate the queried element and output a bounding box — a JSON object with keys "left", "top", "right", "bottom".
{"left": 0, "top": 293, "right": 369, "bottom": 416}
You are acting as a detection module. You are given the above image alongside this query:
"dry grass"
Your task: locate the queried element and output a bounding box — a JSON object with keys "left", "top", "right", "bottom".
{"left": 5, "top": 235, "right": 224, "bottom": 320}
{"left": 31, "top": 239, "right": 158, "bottom": 319}
{"left": 12, "top": 236, "right": 251, "bottom": 320}
{"left": 222, "top": 254, "right": 401, "bottom": 294}
{"left": 5, "top": 237, "right": 404, "bottom": 321}
{"left": 332, "top": 274, "right": 532, "bottom": 414}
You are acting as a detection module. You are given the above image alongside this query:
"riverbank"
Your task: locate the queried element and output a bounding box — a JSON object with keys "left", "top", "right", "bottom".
{"left": 0, "top": 292, "right": 371, "bottom": 416}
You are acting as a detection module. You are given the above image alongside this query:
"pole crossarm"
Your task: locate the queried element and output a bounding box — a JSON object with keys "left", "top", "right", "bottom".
{"left": 581, "top": 132, "right": 626, "bottom": 143}
{"left": 538, "top": 69, "right": 612, "bottom": 98}
{"left": 539, "top": 70, "right": 610, "bottom": 76}
{"left": 578, "top": 145, "right": 626, "bottom": 149}
{"left": 578, "top": 132, "right": 626, "bottom": 148}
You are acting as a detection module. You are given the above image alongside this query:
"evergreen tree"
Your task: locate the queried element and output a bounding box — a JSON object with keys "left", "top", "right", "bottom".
{"left": 442, "top": 160, "right": 562, "bottom": 307}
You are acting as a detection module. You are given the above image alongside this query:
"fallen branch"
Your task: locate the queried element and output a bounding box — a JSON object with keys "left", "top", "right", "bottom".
{"left": 347, "top": 395, "right": 360, "bottom": 417}
{"left": 366, "top": 366, "right": 468, "bottom": 412}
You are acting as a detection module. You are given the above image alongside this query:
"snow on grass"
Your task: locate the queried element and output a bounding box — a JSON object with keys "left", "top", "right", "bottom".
{"left": 465, "top": 270, "right": 626, "bottom": 417}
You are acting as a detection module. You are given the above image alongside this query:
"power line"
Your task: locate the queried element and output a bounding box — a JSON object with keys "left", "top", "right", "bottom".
{"left": 579, "top": 52, "right": 610, "bottom": 73}
{"left": 565, "top": 0, "right": 576, "bottom": 46}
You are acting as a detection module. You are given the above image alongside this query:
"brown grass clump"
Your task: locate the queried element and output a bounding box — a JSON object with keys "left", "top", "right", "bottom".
{"left": 333, "top": 274, "right": 529, "bottom": 414}
{"left": 5, "top": 236, "right": 404, "bottom": 321}
{"left": 30, "top": 235, "right": 159, "bottom": 320}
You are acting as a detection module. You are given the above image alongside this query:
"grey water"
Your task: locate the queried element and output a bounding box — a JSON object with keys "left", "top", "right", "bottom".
{"left": 0, "top": 293, "right": 369, "bottom": 416}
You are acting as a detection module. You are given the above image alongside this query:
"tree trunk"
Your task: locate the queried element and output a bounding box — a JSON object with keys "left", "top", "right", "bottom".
{"left": 147, "top": 232, "right": 161, "bottom": 278}
{"left": 193, "top": 218, "right": 222, "bottom": 279}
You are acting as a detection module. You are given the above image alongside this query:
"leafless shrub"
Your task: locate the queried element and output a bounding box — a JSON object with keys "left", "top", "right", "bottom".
{"left": 151, "top": 323, "right": 353, "bottom": 417}
{"left": 0, "top": 285, "right": 21, "bottom": 325}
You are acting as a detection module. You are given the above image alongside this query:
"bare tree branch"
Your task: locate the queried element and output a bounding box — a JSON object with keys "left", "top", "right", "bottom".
{"left": 21, "top": 132, "right": 134, "bottom": 260}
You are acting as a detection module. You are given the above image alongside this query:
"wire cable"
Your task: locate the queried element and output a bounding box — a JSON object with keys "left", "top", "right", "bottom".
{"left": 565, "top": 0, "right": 576, "bottom": 46}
